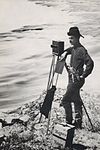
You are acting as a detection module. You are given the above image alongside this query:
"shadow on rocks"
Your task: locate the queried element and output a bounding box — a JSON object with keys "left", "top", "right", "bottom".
{"left": 72, "top": 144, "right": 88, "bottom": 150}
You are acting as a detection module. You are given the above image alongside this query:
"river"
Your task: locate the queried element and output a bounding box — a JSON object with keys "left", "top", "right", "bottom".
{"left": 0, "top": 0, "right": 100, "bottom": 111}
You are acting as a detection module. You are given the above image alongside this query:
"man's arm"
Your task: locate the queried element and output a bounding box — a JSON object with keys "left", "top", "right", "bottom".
{"left": 62, "top": 47, "right": 72, "bottom": 61}
{"left": 81, "top": 51, "right": 94, "bottom": 78}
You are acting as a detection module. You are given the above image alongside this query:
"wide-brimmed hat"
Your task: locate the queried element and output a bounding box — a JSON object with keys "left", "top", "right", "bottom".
{"left": 67, "top": 27, "right": 84, "bottom": 38}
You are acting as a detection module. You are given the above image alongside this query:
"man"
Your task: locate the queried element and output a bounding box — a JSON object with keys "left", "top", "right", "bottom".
{"left": 61, "top": 27, "right": 94, "bottom": 129}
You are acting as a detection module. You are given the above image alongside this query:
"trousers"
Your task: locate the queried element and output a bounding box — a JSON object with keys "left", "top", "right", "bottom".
{"left": 62, "top": 77, "right": 85, "bottom": 127}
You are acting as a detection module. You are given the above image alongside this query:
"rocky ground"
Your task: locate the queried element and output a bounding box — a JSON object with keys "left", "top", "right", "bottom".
{"left": 0, "top": 88, "right": 100, "bottom": 150}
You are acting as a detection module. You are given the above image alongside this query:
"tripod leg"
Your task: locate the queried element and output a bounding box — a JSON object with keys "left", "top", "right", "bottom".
{"left": 48, "top": 57, "right": 56, "bottom": 88}
{"left": 47, "top": 55, "right": 55, "bottom": 90}
{"left": 46, "top": 111, "right": 51, "bottom": 135}
{"left": 81, "top": 100, "right": 94, "bottom": 131}
{"left": 39, "top": 113, "right": 42, "bottom": 123}
{"left": 55, "top": 73, "right": 59, "bottom": 86}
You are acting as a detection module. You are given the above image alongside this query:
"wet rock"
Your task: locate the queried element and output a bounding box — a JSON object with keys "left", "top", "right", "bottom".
{"left": 11, "top": 26, "right": 43, "bottom": 33}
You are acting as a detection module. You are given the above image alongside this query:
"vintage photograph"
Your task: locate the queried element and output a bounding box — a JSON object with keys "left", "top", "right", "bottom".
{"left": 0, "top": 0, "right": 100, "bottom": 149}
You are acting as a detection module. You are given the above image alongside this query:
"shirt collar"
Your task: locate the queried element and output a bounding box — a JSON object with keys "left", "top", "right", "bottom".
{"left": 73, "top": 43, "right": 82, "bottom": 49}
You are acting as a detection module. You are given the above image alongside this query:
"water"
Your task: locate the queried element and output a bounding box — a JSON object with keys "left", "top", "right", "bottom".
{"left": 0, "top": 0, "right": 100, "bottom": 111}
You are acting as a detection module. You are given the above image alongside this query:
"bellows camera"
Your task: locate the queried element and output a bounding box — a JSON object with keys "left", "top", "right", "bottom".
{"left": 51, "top": 40, "right": 64, "bottom": 56}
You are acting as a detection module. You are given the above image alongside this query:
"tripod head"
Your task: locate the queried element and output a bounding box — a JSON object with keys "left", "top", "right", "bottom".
{"left": 51, "top": 40, "right": 64, "bottom": 56}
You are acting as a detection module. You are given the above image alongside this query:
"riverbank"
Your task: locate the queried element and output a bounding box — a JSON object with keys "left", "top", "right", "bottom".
{"left": 0, "top": 88, "right": 100, "bottom": 150}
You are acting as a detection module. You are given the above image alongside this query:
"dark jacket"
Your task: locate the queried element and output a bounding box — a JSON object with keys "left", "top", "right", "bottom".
{"left": 65, "top": 43, "right": 94, "bottom": 78}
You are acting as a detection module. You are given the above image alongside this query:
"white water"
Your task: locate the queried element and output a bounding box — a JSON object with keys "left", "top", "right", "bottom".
{"left": 0, "top": 0, "right": 100, "bottom": 110}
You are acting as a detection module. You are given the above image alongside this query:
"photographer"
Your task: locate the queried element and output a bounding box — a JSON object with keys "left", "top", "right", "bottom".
{"left": 61, "top": 27, "right": 94, "bottom": 129}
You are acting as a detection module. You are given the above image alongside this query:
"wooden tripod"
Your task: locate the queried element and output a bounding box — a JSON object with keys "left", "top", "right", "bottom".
{"left": 39, "top": 53, "right": 65, "bottom": 134}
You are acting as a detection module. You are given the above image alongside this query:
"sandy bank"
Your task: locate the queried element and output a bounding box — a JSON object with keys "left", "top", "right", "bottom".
{"left": 0, "top": 88, "right": 100, "bottom": 150}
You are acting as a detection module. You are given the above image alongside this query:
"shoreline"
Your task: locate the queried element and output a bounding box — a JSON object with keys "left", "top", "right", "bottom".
{"left": 0, "top": 88, "right": 100, "bottom": 149}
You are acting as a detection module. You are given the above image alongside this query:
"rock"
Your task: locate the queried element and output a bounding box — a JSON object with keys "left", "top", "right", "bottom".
{"left": 20, "top": 115, "right": 30, "bottom": 122}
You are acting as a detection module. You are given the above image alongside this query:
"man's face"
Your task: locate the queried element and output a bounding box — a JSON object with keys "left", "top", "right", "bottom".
{"left": 69, "top": 35, "right": 78, "bottom": 46}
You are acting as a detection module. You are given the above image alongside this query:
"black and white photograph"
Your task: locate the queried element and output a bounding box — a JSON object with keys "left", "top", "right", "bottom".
{"left": 0, "top": 0, "right": 100, "bottom": 149}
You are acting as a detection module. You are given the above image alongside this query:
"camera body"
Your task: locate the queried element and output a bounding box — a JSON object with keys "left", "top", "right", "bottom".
{"left": 51, "top": 40, "right": 64, "bottom": 56}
